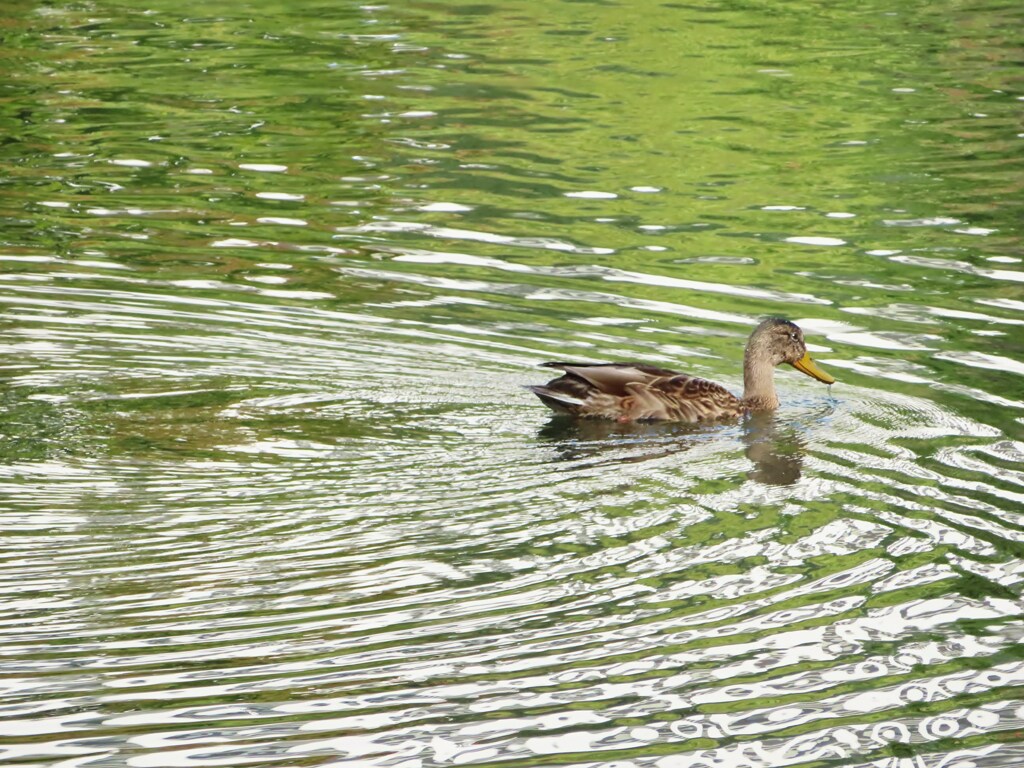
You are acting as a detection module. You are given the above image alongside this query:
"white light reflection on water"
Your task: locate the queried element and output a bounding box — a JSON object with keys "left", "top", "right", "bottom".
{"left": 2, "top": 0, "right": 1024, "bottom": 765}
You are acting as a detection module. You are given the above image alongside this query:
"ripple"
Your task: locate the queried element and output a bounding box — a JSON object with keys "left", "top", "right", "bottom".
{"left": 238, "top": 164, "right": 288, "bottom": 173}
{"left": 340, "top": 219, "right": 617, "bottom": 255}
{"left": 564, "top": 190, "right": 619, "bottom": 199}
{"left": 2, "top": 1, "right": 1023, "bottom": 765}
{"left": 785, "top": 236, "right": 848, "bottom": 246}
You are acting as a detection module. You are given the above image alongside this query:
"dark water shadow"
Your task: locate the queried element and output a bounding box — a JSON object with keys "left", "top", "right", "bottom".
{"left": 536, "top": 417, "right": 717, "bottom": 466}
{"left": 535, "top": 410, "right": 807, "bottom": 485}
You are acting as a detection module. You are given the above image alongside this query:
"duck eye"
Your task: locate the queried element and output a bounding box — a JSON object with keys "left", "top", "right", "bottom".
{"left": 790, "top": 332, "right": 799, "bottom": 341}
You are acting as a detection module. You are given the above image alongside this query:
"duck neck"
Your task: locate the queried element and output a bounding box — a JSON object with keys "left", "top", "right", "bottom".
{"left": 742, "top": 347, "right": 779, "bottom": 410}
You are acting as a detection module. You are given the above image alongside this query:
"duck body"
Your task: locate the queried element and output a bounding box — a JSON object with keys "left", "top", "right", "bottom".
{"left": 528, "top": 318, "right": 834, "bottom": 423}
{"left": 529, "top": 362, "right": 746, "bottom": 422}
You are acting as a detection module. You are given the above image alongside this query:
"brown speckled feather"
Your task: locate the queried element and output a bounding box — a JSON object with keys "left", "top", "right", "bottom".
{"left": 644, "top": 375, "right": 744, "bottom": 421}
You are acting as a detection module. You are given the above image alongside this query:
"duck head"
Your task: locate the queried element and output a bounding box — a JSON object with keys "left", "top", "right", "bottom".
{"left": 747, "top": 318, "right": 834, "bottom": 384}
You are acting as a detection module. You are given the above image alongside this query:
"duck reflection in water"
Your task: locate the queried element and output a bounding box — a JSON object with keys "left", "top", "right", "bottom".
{"left": 537, "top": 409, "right": 807, "bottom": 486}
{"left": 741, "top": 410, "right": 806, "bottom": 486}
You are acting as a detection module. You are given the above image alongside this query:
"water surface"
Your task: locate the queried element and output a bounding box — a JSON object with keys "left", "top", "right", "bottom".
{"left": 2, "top": 1, "right": 1024, "bottom": 766}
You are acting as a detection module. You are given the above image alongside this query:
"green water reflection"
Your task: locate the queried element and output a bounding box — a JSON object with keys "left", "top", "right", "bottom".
{"left": 1, "top": 0, "right": 1023, "bottom": 766}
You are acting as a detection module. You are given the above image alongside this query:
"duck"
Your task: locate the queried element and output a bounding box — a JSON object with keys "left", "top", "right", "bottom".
{"left": 527, "top": 318, "right": 834, "bottom": 423}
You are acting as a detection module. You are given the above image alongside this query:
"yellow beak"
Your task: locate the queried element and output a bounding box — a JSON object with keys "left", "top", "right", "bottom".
{"left": 790, "top": 352, "right": 835, "bottom": 384}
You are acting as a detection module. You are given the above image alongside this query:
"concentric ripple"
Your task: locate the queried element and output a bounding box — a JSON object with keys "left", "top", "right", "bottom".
{"left": 2, "top": 0, "right": 1023, "bottom": 766}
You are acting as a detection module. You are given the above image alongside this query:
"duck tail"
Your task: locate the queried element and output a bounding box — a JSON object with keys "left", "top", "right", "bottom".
{"left": 525, "top": 385, "right": 584, "bottom": 415}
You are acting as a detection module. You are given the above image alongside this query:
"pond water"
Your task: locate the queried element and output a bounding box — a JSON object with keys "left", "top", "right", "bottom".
{"left": 2, "top": 1, "right": 1023, "bottom": 766}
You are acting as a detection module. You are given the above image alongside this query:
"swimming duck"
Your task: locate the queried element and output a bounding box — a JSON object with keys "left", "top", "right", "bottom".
{"left": 528, "top": 318, "right": 834, "bottom": 422}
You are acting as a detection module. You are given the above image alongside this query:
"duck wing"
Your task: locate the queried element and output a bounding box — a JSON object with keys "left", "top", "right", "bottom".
{"left": 528, "top": 362, "right": 680, "bottom": 416}
{"left": 633, "top": 374, "right": 743, "bottom": 421}
{"left": 539, "top": 362, "right": 681, "bottom": 396}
